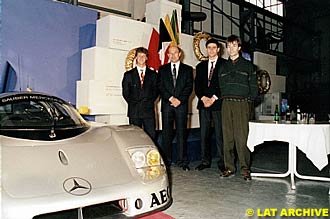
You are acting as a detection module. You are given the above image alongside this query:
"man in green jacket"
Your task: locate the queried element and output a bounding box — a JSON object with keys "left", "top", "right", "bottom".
{"left": 218, "top": 35, "right": 258, "bottom": 180}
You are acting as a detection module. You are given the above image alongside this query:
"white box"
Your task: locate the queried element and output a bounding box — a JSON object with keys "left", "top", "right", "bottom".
{"left": 269, "top": 74, "right": 286, "bottom": 93}
{"left": 96, "top": 14, "right": 153, "bottom": 50}
{"left": 257, "top": 115, "right": 274, "bottom": 121}
{"left": 262, "top": 92, "right": 283, "bottom": 115}
{"left": 188, "top": 94, "right": 199, "bottom": 114}
{"left": 95, "top": 114, "right": 129, "bottom": 126}
{"left": 188, "top": 113, "right": 200, "bottom": 129}
{"left": 146, "top": 0, "right": 182, "bottom": 30}
{"left": 180, "top": 33, "right": 199, "bottom": 67}
{"left": 76, "top": 80, "right": 127, "bottom": 115}
{"left": 253, "top": 51, "right": 277, "bottom": 75}
{"left": 81, "top": 47, "right": 127, "bottom": 85}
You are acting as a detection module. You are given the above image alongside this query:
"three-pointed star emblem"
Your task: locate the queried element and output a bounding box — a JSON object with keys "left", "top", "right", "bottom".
{"left": 63, "top": 177, "right": 92, "bottom": 196}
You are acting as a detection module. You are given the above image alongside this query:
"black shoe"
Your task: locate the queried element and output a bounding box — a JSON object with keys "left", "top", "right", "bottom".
{"left": 195, "top": 163, "right": 210, "bottom": 171}
{"left": 220, "top": 169, "right": 235, "bottom": 178}
{"left": 242, "top": 170, "right": 251, "bottom": 181}
{"left": 182, "top": 164, "right": 190, "bottom": 171}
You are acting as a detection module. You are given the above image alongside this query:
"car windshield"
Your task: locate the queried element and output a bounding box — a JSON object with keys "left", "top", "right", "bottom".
{"left": 0, "top": 94, "right": 90, "bottom": 140}
{"left": 0, "top": 100, "right": 85, "bottom": 128}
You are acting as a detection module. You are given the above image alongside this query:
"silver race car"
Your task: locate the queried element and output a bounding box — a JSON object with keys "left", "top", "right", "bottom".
{"left": 0, "top": 92, "right": 171, "bottom": 219}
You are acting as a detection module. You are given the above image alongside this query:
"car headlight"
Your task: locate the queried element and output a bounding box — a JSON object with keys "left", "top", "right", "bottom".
{"left": 128, "top": 147, "right": 166, "bottom": 182}
{"left": 147, "top": 149, "right": 161, "bottom": 166}
{"left": 129, "top": 148, "right": 162, "bottom": 169}
{"left": 131, "top": 151, "right": 146, "bottom": 168}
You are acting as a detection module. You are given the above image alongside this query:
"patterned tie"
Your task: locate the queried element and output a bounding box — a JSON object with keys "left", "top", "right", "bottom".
{"left": 140, "top": 69, "right": 144, "bottom": 88}
{"left": 172, "top": 64, "right": 177, "bottom": 87}
{"left": 208, "top": 61, "right": 214, "bottom": 87}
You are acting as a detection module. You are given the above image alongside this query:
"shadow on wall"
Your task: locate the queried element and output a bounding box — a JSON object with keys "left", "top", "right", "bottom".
{"left": 0, "top": 62, "right": 18, "bottom": 93}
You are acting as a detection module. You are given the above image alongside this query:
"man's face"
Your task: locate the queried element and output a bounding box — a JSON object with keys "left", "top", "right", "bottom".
{"left": 136, "top": 52, "right": 147, "bottom": 67}
{"left": 168, "top": 46, "right": 181, "bottom": 63}
{"left": 206, "top": 43, "right": 220, "bottom": 59}
{"left": 227, "top": 41, "right": 241, "bottom": 60}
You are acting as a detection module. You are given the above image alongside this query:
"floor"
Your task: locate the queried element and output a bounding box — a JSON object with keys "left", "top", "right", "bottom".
{"left": 163, "top": 142, "right": 330, "bottom": 219}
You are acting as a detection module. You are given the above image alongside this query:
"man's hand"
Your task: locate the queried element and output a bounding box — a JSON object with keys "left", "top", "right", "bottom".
{"left": 201, "top": 96, "right": 216, "bottom": 108}
{"left": 170, "top": 97, "right": 181, "bottom": 108}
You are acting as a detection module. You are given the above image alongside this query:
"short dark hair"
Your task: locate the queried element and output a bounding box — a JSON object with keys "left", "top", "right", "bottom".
{"left": 135, "top": 47, "right": 149, "bottom": 57}
{"left": 226, "top": 35, "right": 241, "bottom": 47}
{"left": 205, "top": 38, "right": 220, "bottom": 48}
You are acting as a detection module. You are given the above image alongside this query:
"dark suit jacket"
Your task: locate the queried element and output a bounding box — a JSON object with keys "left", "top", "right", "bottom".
{"left": 158, "top": 62, "right": 193, "bottom": 112}
{"left": 195, "top": 58, "right": 225, "bottom": 111}
{"left": 122, "top": 67, "right": 158, "bottom": 118}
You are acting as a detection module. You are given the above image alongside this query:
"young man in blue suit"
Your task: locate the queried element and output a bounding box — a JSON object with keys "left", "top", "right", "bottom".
{"left": 158, "top": 45, "right": 193, "bottom": 171}
{"left": 122, "top": 47, "right": 159, "bottom": 140}
{"left": 194, "top": 38, "right": 225, "bottom": 173}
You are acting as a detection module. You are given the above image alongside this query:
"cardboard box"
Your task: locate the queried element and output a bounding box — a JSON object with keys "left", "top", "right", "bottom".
{"left": 261, "top": 92, "right": 283, "bottom": 115}
{"left": 76, "top": 80, "right": 127, "bottom": 115}
{"left": 146, "top": 0, "right": 182, "bottom": 29}
{"left": 94, "top": 114, "right": 128, "bottom": 125}
{"left": 96, "top": 14, "right": 153, "bottom": 50}
{"left": 81, "top": 47, "right": 127, "bottom": 85}
{"left": 254, "top": 51, "right": 277, "bottom": 75}
{"left": 269, "top": 74, "right": 286, "bottom": 93}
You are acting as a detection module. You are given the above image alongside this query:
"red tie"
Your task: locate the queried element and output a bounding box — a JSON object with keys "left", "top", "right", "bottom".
{"left": 208, "top": 61, "right": 214, "bottom": 87}
{"left": 140, "top": 69, "right": 144, "bottom": 88}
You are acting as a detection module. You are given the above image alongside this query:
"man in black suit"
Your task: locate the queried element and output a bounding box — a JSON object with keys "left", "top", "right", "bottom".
{"left": 194, "top": 38, "right": 225, "bottom": 172}
{"left": 122, "top": 47, "right": 158, "bottom": 140}
{"left": 158, "top": 45, "right": 193, "bottom": 171}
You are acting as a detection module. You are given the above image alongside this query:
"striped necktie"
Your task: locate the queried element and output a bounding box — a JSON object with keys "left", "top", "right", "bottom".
{"left": 172, "top": 64, "right": 176, "bottom": 87}
{"left": 140, "top": 69, "right": 144, "bottom": 88}
{"left": 208, "top": 61, "right": 214, "bottom": 87}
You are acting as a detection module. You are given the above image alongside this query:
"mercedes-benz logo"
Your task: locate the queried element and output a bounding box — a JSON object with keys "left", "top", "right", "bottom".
{"left": 63, "top": 177, "right": 92, "bottom": 196}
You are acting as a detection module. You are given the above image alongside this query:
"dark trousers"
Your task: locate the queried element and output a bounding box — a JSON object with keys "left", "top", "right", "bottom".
{"left": 129, "top": 117, "right": 156, "bottom": 141}
{"left": 221, "top": 100, "right": 251, "bottom": 173}
{"left": 199, "top": 109, "right": 224, "bottom": 167}
{"left": 161, "top": 107, "right": 188, "bottom": 166}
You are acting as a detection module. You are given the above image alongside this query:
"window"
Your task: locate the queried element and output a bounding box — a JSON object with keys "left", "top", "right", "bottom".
{"left": 245, "top": 0, "right": 283, "bottom": 16}
{"left": 189, "top": 0, "right": 240, "bottom": 38}
{"left": 188, "top": 0, "right": 284, "bottom": 52}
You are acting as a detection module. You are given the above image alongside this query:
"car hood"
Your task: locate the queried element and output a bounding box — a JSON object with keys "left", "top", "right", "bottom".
{"left": 1, "top": 125, "right": 145, "bottom": 199}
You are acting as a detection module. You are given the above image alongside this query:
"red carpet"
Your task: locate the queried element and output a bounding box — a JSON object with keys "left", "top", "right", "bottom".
{"left": 139, "top": 212, "right": 175, "bottom": 219}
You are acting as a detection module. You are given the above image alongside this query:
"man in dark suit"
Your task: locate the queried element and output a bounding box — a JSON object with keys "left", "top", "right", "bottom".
{"left": 158, "top": 45, "right": 193, "bottom": 171}
{"left": 122, "top": 47, "right": 158, "bottom": 140}
{"left": 194, "top": 38, "right": 225, "bottom": 172}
